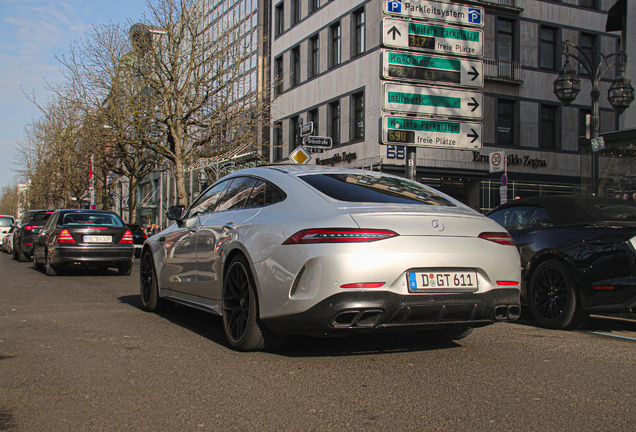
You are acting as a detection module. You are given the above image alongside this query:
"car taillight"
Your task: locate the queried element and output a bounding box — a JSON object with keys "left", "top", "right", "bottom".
{"left": 24, "top": 225, "right": 35, "bottom": 231}
{"left": 479, "top": 232, "right": 515, "bottom": 246}
{"left": 282, "top": 228, "right": 399, "bottom": 244}
{"left": 57, "top": 229, "right": 75, "bottom": 243}
{"left": 120, "top": 230, "right": 134, "bottom": 244}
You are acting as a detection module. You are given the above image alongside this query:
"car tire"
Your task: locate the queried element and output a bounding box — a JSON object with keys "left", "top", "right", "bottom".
{"left": 222, "top": 255, "right": 286, "bottom": 352}
{"left": 419, "top": 327, "right": 473, "bottom": 342}
{"left": 45, "top": 251, "right": 58, "bottom": 276}
{"left": 33, "top": 251, "right": 44, "bottom": 271}
{"left": 528, "top": 259, "right": 589, "bottom": 330}
{"left": 119, "top": 264, "right": 133, "bottom": 276}
{"left": 140, "top": 251, "right": 173, "bottom": 312}
{"left": 18, "top": 247, "right": 28, "bottom": 262}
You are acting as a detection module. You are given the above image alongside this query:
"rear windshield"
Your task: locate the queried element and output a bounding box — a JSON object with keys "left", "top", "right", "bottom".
{"left": 300, "top": 174, "right": 454, "bottom": 206}
{"left": 61, "top": 212, "right": 124, "bottom": 227}
{"left": 0, "top": 217, "right": 13, "bottom": 227}
{"left": 26, "top": 212, "right": 53, "bottom": 224}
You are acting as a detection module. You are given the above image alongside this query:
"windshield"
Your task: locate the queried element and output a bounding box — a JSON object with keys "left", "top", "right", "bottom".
{"left": 300, "top": 174, "right": 455, "bottom": 206}
{"left": 0, "top": 217, "right": 13, "bottom": 227}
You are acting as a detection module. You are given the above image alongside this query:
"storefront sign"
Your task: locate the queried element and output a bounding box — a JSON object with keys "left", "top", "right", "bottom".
{"left": 473, "top": 151, "right": 547, "bottom": 169}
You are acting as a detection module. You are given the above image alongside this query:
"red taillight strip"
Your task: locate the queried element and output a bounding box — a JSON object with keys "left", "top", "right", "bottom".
{"left": 87, "top": 226, "right": 108, "bottom": 230}
{"left": 283, "top": 228, "right": 398, "bottom": 244}
{"left": 119, "top": 230, "right": 134, "bottom": 244}
{"left": 57, "top": 229, "right": 75, "bottom": 243}
{"left": 340, "top": 282, "right": 386, "bottom": 289}
{"left": 479, "top": 232, "right": 515, "bottom": 246}
{"left": 496, "top": 281, "right": 520, "bottom": 287}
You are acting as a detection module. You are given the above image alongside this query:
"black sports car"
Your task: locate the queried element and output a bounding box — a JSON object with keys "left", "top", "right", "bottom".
{"left": 487, "top": 195, "right": 636, "bottom": 329}
{"left": 33, "top": 209, "right": 135, "bottom": 276}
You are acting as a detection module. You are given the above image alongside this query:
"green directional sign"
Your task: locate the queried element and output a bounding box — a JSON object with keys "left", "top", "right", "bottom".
{"left": 382, "top": 82, "right": 483, "bottom": 119}
{"left": 382, "top": 18, "right": 483, "bottom": 57}
{"left": 381, "top": 50, "right": 482, "bottom": 88}
{"left": 381, "top": 115, "right": 482, "bottom": 150}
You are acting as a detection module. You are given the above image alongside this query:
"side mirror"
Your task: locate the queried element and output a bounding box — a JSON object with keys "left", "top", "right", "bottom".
{"left": 166, "top": 205, "right": 185, "bottom": 221}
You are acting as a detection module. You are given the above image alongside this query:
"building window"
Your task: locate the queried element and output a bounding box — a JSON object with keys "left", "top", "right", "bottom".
{"left": 497, "top": 99, "right": 516, "bottom": 146}
{"left": 352, "top": 8, "right": 365, "bottom": 57}
{"left": 291, "top": 0, "right": 301, "bottom": 26}
{"left": 309, "top": 34, "right": 320, "bottom": 78}
{"left": 351, "top": 92, "right": 364, "bottom": 140}
{"left": 309, "top": 0, "right": 320, "bottom": 14}
{"left": 329, "top": 21, "right": 341, "bottom": 68}
{"left": 291, "top": 46, "right": 300, "bottom": 87}
{"left": 290, "top": 116, "right": 301, "bottom": 151}
{"left": 497, "top": 18, "right": 515, "bottom": 61}
{"left": 273, "top": 122, "right": 283, "bottom": 161}
{"left": 308, "top": 108, "right": 318, "bottom": 135}
{"left": 540, "top": 104, "right": 559, "bottom": 149}
{"left": 275, "top": 2, "right": 284, "bottom": 37}
{"left": 329, "top": 100, "right": 340, "bottom": 146}
{"left": 539, "top": 26, "right": 558, "bottom": 70}
{"left": 579, "top": 32, "right": 597, "bottom": 77}
{"left": 580, "top": 0, "right": 597, "bottom": 9}
{"left": 274, "top": 55, "right": 284, "bottom": 95}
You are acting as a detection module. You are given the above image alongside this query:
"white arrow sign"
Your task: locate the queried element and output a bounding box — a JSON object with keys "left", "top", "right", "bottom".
{"left": 382, "top": 82, "right": 483, "bottom": 119}
{"left": 382, "top": 18, "right": 483, "bottom": 57}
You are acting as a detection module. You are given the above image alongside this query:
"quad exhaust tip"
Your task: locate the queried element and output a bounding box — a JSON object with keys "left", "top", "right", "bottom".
{"left": 495, "top": 305, "right": 521, "bottom": 321}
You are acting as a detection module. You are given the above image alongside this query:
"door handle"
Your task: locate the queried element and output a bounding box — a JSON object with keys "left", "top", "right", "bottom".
{"left": 222, "top": 222, "right": 235, "bottom": 231}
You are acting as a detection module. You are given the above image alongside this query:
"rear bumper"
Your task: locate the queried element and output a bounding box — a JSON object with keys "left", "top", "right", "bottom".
{"left": 49, "top": 245, "right": 134, "bottom": 268}
{"left": 262, "top": 288, "right": 521, "bottom": 337}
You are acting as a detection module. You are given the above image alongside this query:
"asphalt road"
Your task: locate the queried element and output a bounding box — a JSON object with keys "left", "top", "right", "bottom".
{"left": 1, "top": 253, "right": 635, "bottom": 431}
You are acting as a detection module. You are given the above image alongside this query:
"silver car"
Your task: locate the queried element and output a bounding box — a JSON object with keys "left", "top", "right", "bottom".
{"left": 140, "top": 165, "right": 521, "bottom": 351}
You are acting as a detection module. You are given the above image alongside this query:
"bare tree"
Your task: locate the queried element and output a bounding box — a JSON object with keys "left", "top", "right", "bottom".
{"left": 128, "top": 0, "right": 272, "bottom": 205}
{"left": 0, "top": 184, "right": 18, "bottom": 216}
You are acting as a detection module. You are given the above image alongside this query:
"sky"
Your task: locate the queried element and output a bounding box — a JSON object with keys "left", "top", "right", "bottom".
{"left": 0, "top": 0, "right": 150, "bottom": 192}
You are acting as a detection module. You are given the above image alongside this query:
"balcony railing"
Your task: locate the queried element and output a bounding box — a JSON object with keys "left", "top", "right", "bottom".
{"left": 483, "top": 58, "right": 523, "bottom": 83}
{"left": 464, "top": 0, "right": 523, "bottom": 12}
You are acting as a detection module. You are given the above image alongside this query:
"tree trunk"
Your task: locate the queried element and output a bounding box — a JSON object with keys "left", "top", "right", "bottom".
{"left": 127, "top": 181, "right": 137, "bottom": 224}
{"left": 174, "top": 158, "right": 188, "bottom": 206}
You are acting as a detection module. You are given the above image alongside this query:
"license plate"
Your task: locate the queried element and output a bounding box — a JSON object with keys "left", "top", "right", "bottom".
{"left": 408, "top": 270, "right": 478, "bottom": 292}
{"left": 84, "top": 235, "right": 112, "bottom": 243}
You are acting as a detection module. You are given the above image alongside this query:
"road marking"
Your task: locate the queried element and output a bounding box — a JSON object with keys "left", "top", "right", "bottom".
{"left": 587, "top": 331, "right": 636, "bottom": 341}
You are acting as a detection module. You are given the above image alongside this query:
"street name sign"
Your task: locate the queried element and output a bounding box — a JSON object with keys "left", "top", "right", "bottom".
{"left": 300, "top": 122, "right": 313, "bottom": 137}
{"left": 381, "top": 49, "right": 483, "bottom": 88}
{"left": 382, "top": 18, "right": 483, "bottom": 57}
{"left": 382, "top": 82, "right": 483, "bottom": 119}
{"left": 384, "top": 0, "right": 484, "bottom": 28}
{"left": 303, "top": 135, "right": 333, "bottom": 149}
{"left": 381, "top": 115, "right": 482, "bottom": 150}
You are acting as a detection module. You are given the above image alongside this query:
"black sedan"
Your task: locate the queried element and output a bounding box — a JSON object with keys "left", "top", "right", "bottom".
{"left": 127, "top": 224, "right": 147, "bottom": 257}
{"left": 487, "top": 195, "right": 636, "bottom": 329}
{"left": 13, "top": 209, "right": 54, "bottom": 261}
{"left": 33, "top": 209, "right": 135, "bottom": 276}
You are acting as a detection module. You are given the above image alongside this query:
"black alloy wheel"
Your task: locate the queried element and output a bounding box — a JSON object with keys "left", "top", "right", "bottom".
{"left": 528, "top": 259, "right": 588, "bottom": 330}
{"left": 222, "top": 255, "right": 285, "bottom": 351}
{"left": 139, "top": 251, "right": 173, "bottom": 312}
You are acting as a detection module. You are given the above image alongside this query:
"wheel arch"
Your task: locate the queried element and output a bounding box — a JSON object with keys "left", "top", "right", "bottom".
{"left": 524, "top": 250, "right": 583, "bottom": 303}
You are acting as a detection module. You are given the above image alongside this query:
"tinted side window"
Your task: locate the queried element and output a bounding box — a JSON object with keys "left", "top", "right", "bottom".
{"left": 243, "top": 180, "right": 287, "bottom": 208}
{"left": 188, "top": 180, "right": 231, "bottom": 218}
{"left": 489, "top": 206, "right": 551, "bottom": 230}
{"left": 215, "top": 177, "right": 258, "bottom": 212}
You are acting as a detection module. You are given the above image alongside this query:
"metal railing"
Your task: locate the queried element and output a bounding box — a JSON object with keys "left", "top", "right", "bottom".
{"left": 483, "top": 58, "right": 523, "bottom": 82}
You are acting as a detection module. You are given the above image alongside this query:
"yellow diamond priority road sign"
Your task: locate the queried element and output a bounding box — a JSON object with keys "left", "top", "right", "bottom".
{"left": 289, "top": 146, "right": 312, "bottom": 164}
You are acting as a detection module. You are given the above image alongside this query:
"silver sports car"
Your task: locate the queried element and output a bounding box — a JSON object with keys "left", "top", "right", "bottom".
{"left": 140, "top": 165, "right": 521, "bottom": 351}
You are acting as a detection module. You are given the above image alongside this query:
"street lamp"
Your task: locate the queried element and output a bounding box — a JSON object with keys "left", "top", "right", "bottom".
{"left": 553, "top": 40, "right": 634, "bottom": 195}
{"left": 197, "top": 169, "right": 208, "bottom": 191}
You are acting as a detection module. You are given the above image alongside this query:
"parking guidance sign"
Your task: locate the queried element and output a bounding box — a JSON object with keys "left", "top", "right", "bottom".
{"left": 381, "top": 115, "right": 482, "bottom": 150}
{"left": 384, "top": 0, "right": 484, "bottom": 27}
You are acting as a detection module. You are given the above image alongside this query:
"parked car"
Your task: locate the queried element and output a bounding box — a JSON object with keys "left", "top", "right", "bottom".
{"left": 140, "top": 165, "right": 521, "bottom": 351}
{"left": 487, "top": 195, "right": 636, "bottom": 330}
{"left": 13, "top": 210, "right": 54, "bottom": 262}
{"left": 33, "top": 209, "right": 135, "bottom": 276}
{"left": 2, "top": 224, "right": 17, "bottom": 253}
{"left": 127, "top": 224, "right": 148, "bottom": 257}
{"left": 0, "top": 214, "right": 15, "bottom": 246}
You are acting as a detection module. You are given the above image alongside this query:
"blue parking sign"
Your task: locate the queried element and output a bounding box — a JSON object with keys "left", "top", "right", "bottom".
{"left": 388, "top": 0, "right": 401, "bottom": 13}
{"left": 468, "top": 8, "right": 481, "bottom": 25}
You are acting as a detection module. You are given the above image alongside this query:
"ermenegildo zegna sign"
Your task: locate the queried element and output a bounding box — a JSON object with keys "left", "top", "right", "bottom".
{"left": 472, "top": 151, "right": 547, "bottom": 169}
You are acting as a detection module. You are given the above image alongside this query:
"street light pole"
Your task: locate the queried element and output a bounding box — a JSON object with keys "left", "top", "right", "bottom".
{"left": 553, "top": 40, "right": 634, "bottom": 196}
